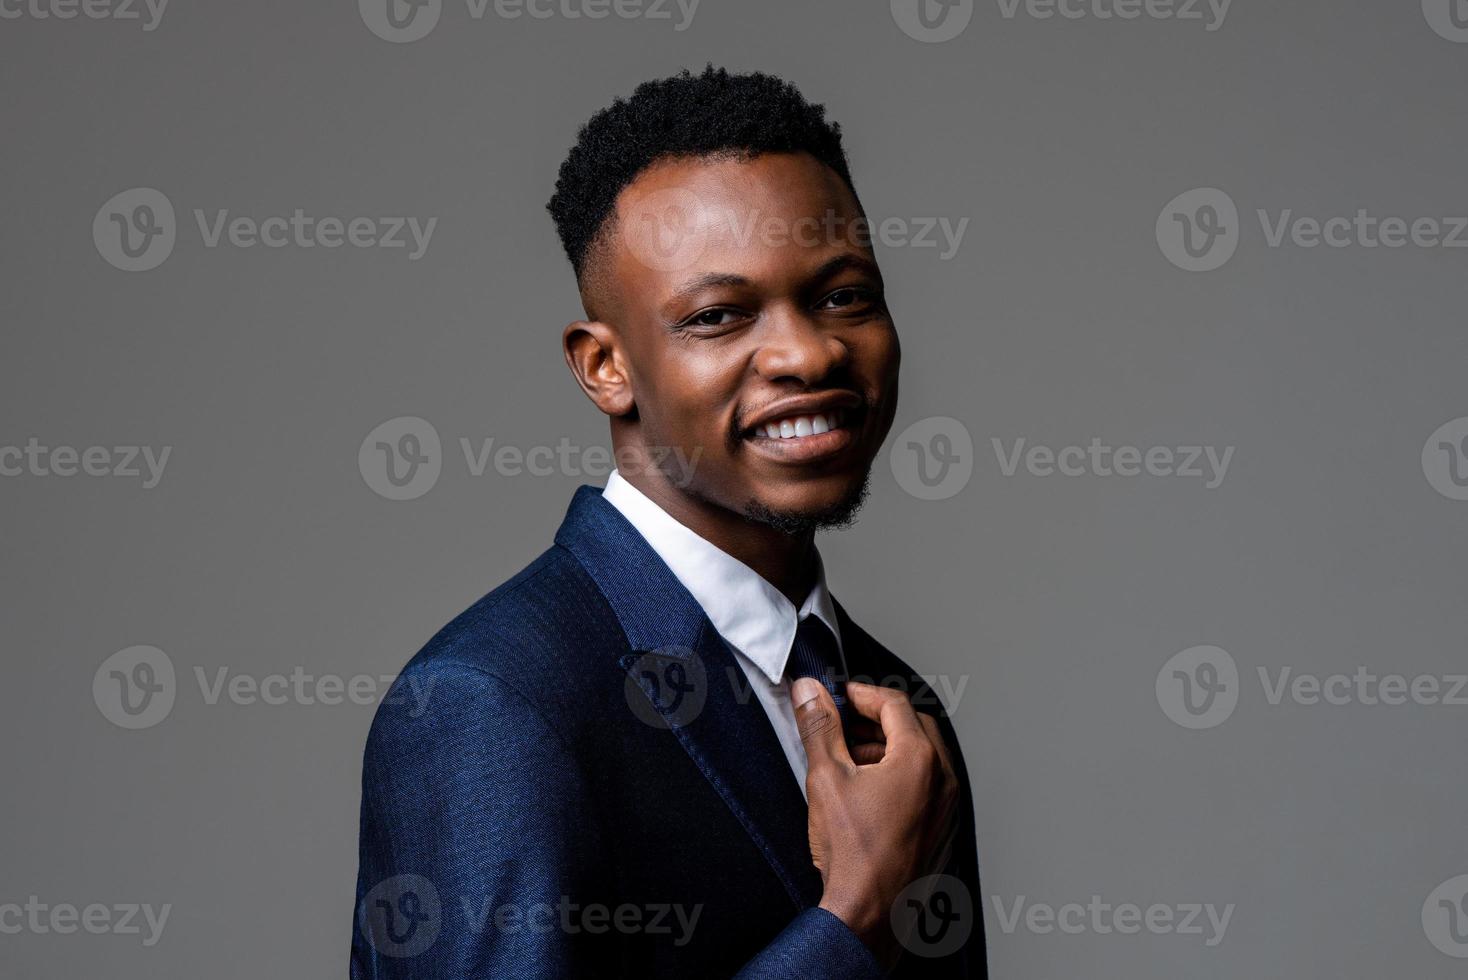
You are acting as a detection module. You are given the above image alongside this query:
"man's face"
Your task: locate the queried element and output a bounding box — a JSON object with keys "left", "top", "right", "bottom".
{"left": 595, "top": 152, "right": 900, "bottom": 531}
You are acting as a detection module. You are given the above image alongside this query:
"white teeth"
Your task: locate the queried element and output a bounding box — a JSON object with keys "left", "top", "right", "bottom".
{"left": 760, "top": 412, "right": 846, "bottom": 440}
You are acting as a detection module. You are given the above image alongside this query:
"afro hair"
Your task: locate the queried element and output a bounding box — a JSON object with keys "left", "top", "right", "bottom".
{"left": 546, "top": 66, "right": 858, "bottom": 282}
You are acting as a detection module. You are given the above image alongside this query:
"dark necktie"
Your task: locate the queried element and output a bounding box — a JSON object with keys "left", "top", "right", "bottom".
{"left": 786, "top": 616, "right": 852, "bottom": 728}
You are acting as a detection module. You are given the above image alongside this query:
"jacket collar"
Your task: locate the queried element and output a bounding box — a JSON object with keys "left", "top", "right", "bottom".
{"left": 553, "top": 485, "right": 827, "bottom": 909}
{"left": 553, "top": 485, "right": 709, "bottom": 652}
{"left": 600, "top": 470, "right": 844, "bottom": 685}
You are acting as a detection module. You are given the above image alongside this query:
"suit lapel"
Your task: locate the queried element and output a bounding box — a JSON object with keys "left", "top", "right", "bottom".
{"left": 555, "top": 487, "right": 823, "bottom": 910}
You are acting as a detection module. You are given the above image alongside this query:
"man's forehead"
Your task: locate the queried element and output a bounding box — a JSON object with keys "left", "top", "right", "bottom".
{"left": 591, "top": 152, "right": 871, "bottom": 304}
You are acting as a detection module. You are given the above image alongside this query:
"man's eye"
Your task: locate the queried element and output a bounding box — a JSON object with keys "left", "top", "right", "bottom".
{"left": 684, "top": 308, "right": 740, "bottom": 328}
{"left": 820, "top": 287, "right": 874, "bottom": 310}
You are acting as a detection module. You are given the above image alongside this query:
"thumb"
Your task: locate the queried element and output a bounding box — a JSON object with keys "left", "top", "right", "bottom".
{"left": 793, "top": 677, "right": 851, "bottom": 769}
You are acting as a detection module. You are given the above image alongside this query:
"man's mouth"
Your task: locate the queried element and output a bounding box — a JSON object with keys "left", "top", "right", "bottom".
{"left": 742, "top": 404, "right": 864, "bottom": 464}
{"left": 755, "top": 408, "right": 848, "bottom": 441}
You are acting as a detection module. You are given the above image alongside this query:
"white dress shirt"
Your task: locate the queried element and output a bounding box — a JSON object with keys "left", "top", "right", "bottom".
{"left": 602, "top": 470, "right": 847, "bottom": 797}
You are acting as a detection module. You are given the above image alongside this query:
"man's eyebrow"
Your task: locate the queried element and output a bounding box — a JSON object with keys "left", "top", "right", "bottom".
{"left": 807, "top": 253, "right": 883, "bottom": 284}
{"left": 665, "top": 272, "right": 752, "bottom": 301}
{"left": 665, "top": 255, "right": 882, "bottom": 303}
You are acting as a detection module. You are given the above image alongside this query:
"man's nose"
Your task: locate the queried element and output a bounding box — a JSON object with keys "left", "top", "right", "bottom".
{"left": 751, "top": 309, "right": 849, "bottom": 385}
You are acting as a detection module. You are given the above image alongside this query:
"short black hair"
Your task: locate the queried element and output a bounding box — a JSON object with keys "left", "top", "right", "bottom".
{"left": 547, "top": 66, "right": 857, "bottom": 283}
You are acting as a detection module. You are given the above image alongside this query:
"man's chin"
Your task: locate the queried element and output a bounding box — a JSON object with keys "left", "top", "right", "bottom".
{"left": 740, "top": 471, "right": 871, "bottom": 536}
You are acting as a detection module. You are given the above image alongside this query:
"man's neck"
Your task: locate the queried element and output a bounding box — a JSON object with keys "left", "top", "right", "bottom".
{"left": 618, "top": 468, "right": 818, "bottom": 607}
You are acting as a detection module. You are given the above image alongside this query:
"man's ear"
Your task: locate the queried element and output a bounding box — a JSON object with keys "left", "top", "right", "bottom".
{"left": 562, "top": 320, "right": 636, "bottom": 418}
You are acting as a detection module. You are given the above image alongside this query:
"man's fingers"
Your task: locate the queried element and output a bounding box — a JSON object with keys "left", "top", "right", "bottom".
{"left": 846, "top": 681, "right": 926, "bottom": 750}
{"left": 793, "top": 677, "right": 853, "bottom": 770}
{"left": 917, "top": 712, "right": 958, "bottom": 787}
{"left": 845, "top": 717, "right": 886, "bottom": 746}
{"left": 849, "top": 742, "right": 887, "bottom": 765}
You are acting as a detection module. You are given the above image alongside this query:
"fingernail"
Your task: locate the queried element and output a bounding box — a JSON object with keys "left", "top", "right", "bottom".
{"left": 791, "top": 677, "right": 821, "bottom": 707}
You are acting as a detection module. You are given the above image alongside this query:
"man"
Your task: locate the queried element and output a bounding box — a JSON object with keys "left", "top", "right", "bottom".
{"left": 352, "top": 66, "right": 985, "bottom": 978}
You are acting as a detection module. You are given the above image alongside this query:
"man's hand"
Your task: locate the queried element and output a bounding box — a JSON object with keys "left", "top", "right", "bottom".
{"left": 794, "top": 678, "right": 959, "bottom": 965}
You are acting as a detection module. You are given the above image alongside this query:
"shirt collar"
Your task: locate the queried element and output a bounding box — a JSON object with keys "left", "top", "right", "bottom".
{"left": 601, "top": 470, "right": 843, "bottom": 685}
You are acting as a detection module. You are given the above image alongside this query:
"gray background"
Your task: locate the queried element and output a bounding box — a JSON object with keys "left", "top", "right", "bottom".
{"left": 2, "top": 0, "right": 1466, "bottom": 976}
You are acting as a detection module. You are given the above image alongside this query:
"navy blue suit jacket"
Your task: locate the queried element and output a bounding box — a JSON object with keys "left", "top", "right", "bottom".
{"left": 351, "top": 487, "right": 986, "bottom": 978}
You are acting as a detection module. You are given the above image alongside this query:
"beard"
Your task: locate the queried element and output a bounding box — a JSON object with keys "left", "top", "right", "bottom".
{"left": 739, "top": 470, "right": 872, "bottom": 536}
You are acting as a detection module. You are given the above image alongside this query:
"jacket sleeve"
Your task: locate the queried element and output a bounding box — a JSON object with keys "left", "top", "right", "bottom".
{"left": 350, "top": 660, "right": 608, "bottom": 979}
{"left": 351, "top": 659, "right": 888, "bottom": 979}
{"left": 734, "top": 907, "right": 886, "bottom": 979}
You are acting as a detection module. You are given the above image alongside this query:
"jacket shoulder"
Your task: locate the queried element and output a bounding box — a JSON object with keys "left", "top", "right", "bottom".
{"left": 396, "top": 543, "right": 625, "bottom": 694}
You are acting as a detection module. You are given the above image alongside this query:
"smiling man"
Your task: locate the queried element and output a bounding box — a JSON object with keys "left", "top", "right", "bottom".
{"left": 352, "top": 67, "right": 986, "bottom": 979}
